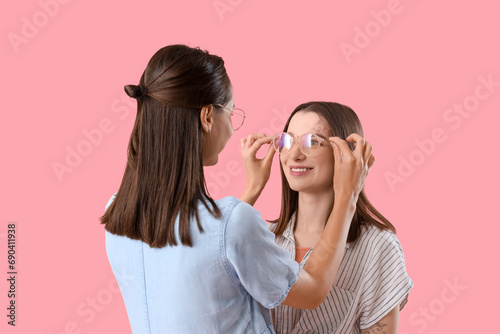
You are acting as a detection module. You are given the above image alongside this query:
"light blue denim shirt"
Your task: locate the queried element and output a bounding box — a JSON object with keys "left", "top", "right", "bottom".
{"left": 104, "top": 193, "right": 300, "bottom": 334}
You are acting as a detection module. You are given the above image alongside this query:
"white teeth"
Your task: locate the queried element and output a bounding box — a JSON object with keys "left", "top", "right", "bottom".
{"left": 291, "top": 168, "right": 311, "bottom": 172}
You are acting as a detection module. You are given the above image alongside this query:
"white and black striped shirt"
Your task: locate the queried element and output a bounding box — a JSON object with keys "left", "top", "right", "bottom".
{"left": 269, "top": 215, "right": 413, "bottom": 333}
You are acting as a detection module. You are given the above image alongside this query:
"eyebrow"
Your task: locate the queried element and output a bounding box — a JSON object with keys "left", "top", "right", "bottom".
{"left": 316, "top": 134, "right": 328, "bottom": 140}
{"left": 287, "top": 132, "right": 328, "bottom": 139}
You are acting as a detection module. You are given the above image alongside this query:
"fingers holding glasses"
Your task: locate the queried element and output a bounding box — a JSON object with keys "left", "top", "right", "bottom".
{"left": 346, "top": 133, "right": 366, "bottom": 163}
{"left": 329, "top": 137, "right": 355, "bottom": 162}
{"left": 346, "top": 133, "right": 375, "bottom": 170}
{"left": 328, "top": 135, "right": 375, "bottom": 200}
{"left": 240, "top": 133, "right": 276, "bottom": 203}
{"left": 241, "top": 133, "right": 261, "bottom": 153}
{"left": 241, "top": 133, "right": 274, "bottom": 157}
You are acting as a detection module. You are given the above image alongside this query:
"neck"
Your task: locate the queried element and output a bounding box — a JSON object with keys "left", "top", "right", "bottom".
{"left": 296, "top": 188, "right": 334, "bottom": 234}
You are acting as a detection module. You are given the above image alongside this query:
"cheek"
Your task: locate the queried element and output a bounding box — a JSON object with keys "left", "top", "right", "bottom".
{"left": 280, "top": 157, "right": 291, "bottom": 179}
{"left": 318, "top": 153, "right": 334, "bottom": 175}
{"left": 224, "top": 118, "right": 233, "bottom": 137}
{"left": 280, "top": 151, "right": 291, "bottom": 165}
{"left": 280, "top": 155, "right": 289, "bottom": 172}
{"left": 214, "top": 117, "right": 232, "bottom": 145}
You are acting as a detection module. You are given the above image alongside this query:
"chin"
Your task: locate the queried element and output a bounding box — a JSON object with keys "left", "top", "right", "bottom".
{"left": 209, "top": 158, "right": 218, "bottom": 166}
{"left": 203, "top": 156, "right": 218, "bottom": 167}
{"left": 287, "top": 178, "right": 332, "bottom": 195}
{"left": 287, "top": 180, "right": 311, "bottom": 193}
{"left": 290, "top": 185, "right": 329, "bottom": 196}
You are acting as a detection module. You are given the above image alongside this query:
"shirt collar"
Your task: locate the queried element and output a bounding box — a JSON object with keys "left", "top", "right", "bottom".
{"left": 282, "top": 213, "right": 296, "bottom": 242}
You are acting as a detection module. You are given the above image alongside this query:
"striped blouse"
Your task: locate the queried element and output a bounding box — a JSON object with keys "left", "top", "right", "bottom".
{"left": 269, "top": 214, "right": 413, "bottom": 333}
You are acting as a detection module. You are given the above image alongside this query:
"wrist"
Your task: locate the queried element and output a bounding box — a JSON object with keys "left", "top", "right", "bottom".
{"left": 241, "top": 186, "right": 263, "bottom": 206}
{"left": 333, "top": 192, "right": 358, "bottom": 210}
{"left": 244, "top": 185, "right": 263, "bottom": 198}
{"left": 245, "top": 181, "right": 265, "bottom": 195}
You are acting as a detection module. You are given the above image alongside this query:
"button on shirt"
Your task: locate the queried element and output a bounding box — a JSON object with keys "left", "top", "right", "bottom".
{"left": 104, "top": 194, "right": 301, "bottom": 334}
{"left": 269, "top": 214, "right": 414, "bottom": 334}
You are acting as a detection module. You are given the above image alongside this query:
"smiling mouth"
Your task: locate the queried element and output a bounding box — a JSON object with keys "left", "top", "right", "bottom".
{"left": 289, "top": 166, "right": 314, "bottom": 177}
{"left": 290, "top": 167, "right": 312, "bottom": 172}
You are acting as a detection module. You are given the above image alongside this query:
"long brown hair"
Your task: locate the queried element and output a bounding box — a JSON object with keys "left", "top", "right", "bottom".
{"left": 270, "top": 101, "right": 396, "bottom": 243}
{"left": 100, "top": 45, "right": 232, "bottom": 248}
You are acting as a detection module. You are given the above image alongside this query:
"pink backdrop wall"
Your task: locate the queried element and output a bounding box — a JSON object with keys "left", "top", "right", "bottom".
{"left": 2, "top": 0, "right": 498, "bottom": 333}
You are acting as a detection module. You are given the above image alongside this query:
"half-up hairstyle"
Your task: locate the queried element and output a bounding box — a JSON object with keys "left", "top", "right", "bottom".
{"left": 270, "top": 101, "right": 396, "bottom": 243}
{"left": 100, "top": 45, "right": 232, "bottom": 248}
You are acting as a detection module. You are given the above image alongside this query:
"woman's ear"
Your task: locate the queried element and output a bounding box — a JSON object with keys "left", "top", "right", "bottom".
{"left": 200, "top": 105, "right": 214, "bottom": 134}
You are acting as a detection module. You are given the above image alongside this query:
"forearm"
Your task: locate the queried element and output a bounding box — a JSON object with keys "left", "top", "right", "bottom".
{"left": 361, "top": 306, "right": 399, "bottom": 334}
{"left": 305, "top": 194, "right": 356, "bottom": 286}
{"left": 282, "top": 194, "right": 356, "bottom": 309}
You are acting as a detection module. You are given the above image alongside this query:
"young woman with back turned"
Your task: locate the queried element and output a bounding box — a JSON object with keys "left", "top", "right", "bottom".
{"left": 100, "top": 46, "right": 375, "bottom": 334}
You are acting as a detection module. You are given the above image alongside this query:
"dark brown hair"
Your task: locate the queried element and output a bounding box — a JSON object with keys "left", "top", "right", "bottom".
{"left": 99, "top": 45, "right": 232, "bottom": 248}
{"left": 270, "top": 101, "right": 396, "bottom": 243}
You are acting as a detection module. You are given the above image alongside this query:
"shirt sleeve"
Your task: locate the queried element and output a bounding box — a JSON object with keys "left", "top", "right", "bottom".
{"left": 358, "top": 231, "right": 414, "bottom": 329}
{"left": 222, "top": 200, "right": 301, "bottom": 309}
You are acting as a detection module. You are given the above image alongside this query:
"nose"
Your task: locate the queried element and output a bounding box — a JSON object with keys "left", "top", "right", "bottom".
{"left": 287, "top": 139, "right": 306, "bottom": 161}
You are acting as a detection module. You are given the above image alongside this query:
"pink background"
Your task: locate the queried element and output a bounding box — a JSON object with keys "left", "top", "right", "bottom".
{"left": 1, "top": 0, "right": 498, "bottom": 333}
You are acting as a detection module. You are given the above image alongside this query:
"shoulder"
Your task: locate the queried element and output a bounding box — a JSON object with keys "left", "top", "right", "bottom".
{"left": 218, "top": 198, "right": 282, "bottom": 251}
{"left": 349, "top": 224, "right": 408, "bottom": 270}
{"left": 214, "top": 197, "right": 266, "bottom": 235}
{"left": 104, "top": 192, "right": 118, "bottom": 212}
{"left": 353, "top": 225, "right": 410, "bottom": 280}
{"left": 267, "top": 213, "right": 295, "bottom": 235}
{"left": 268, "top": 222, "right": 278, "bottom": 233}
{"left": 357, "top": 224, "right": 404, "bottom": 253}
{"left": 215, "top": 196, "right": 263, "bottom": 222}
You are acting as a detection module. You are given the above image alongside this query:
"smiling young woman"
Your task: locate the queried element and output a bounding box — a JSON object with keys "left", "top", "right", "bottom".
{"left": 241, "top": 101, "right": 413, "bottom": 334}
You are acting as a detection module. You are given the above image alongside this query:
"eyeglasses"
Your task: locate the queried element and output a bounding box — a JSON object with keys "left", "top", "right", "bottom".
{"left": 272, "top": 132, "right": 329, "bottom": 156}
{"left": 214, "top": 104, "right": 246, "bottom": 131}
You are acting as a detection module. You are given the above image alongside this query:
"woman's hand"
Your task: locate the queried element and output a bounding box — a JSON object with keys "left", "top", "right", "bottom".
{"left": 329, "top": 134, "right": 375, "bottom": 202}
{"left": 240, "top": 133, "right": 276, "bottom": 206}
